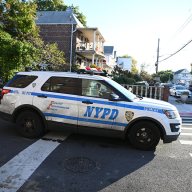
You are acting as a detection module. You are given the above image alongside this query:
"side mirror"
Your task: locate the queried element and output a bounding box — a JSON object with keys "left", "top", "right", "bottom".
{"left": 109, "top": 93, "right": 120, "bottom": 101}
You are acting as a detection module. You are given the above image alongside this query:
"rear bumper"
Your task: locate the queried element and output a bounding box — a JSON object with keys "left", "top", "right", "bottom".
{"left": 0, "top": 111, "right": 13, "bottom": 122}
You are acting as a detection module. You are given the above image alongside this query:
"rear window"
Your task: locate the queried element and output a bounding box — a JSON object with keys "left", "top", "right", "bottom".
{"left": 41, "top": 76, "right": 81, "bottom": 95}
{"left": 6, "top": 75, "right": 38, "bottom": 88}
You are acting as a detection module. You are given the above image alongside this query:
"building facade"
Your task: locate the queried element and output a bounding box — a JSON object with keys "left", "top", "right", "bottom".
{"left": 36, "top": 9, "right": 105, "bottom": 71}
{"left": 103, "top": 46, "right": 116, "bottom": 74}
{"left": 173, "top": 69, "right": 192, "bottom": 86}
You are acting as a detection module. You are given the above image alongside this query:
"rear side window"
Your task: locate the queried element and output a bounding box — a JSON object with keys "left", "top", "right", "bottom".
{"left": 41, "top": 76, "right": 80, "bottom": 95}
{"left": 6, "top": 75, "right": 38, "bottom": 88}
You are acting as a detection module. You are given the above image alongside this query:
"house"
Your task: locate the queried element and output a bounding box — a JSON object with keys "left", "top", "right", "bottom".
{"left": 103, "top": 46, "right": 117, "bottom": 74}
{"left": 36, "top": 8, "right": 105, "bottom": 71}
{"left": 173, "top": 69, "right": 192, "bottom": 87}
{"left": 116, "top": 57, "right": 132, "bottom": 71}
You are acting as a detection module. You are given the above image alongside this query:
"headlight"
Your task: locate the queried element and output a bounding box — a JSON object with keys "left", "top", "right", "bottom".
{"left": 163, "top": 110, "right": 179, "bottom": 119}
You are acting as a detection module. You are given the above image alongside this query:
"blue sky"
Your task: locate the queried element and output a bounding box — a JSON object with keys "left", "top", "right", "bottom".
{"left": 64, "top": 0, "right": 192, "bottom": 73}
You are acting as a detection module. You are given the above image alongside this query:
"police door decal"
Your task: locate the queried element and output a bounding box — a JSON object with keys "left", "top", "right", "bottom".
{"left": 84, "top": 106, "right": 119, "bottom": 120}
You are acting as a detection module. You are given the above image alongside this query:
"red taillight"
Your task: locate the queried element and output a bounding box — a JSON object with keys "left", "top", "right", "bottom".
{"left": 1, "top": 89, "right": 11, "bottom": 99}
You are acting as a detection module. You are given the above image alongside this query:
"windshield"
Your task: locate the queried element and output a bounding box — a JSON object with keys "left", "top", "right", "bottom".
{"left": 105, "top": 77, "right": 136, "bottom": 101}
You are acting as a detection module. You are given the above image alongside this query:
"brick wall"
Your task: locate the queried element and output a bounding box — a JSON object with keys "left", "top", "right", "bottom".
{"left": 37, "top": 24, "right": 77, "bottom": 70}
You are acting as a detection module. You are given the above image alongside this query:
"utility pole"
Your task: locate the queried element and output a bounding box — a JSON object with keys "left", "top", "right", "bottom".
{"left": 155, "top": 38, "right": 160, "bottom": 74}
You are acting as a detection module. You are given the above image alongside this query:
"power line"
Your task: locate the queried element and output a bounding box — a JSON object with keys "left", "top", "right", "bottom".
{"left": 175, "top": 13, "right": 192, "bottom": 35}
{"left": 159, "top": 38, "right": 192, "bottom": 62}
{"left": 161, "top": 12, "right": 192, "bottom": 56}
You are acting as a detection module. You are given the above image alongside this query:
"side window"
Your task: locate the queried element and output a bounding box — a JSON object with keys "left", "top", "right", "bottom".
{"left": 82, "top": 79, "right": 114, "bottom": 99}
{"left": 41, "top": 77, "right": 80, "bottom": 95}
{"left": 6, "top": 75, "right": 38, "bottom": 88}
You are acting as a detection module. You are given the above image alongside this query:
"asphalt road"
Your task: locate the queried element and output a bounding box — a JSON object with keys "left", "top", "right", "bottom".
{"left": 0, "top": 120, "right": 192, "bottom": 192}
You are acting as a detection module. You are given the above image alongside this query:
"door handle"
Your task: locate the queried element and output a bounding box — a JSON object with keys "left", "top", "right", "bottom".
{"left": 82, "top": 100, "right": 93, "bottom": 104}
{"left": 37, "top": 94, "right": 47, "bottom": 98}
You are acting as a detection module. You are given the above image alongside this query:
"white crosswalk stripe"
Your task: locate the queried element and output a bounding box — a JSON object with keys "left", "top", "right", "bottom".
{"left": 179, "top": 124, "right": 192, "bottom": 145}
{"left": 179, "top": 140, "right": 192, "bottom": 145}
{"left": 0, "top": 132, "right": 68, "bottom": 192}
{"left": 180, "top": 133, "right": 192, "bottom": 136}
{"left": 179, "top": 124, "right": 192, "bottom": 158}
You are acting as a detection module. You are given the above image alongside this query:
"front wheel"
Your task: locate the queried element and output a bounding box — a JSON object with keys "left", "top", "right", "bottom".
{"left": 128, "top": 121, "right": 160, "bottom": 150}
{"left": 16, "top": 110, "right": 45, "bottom": 139}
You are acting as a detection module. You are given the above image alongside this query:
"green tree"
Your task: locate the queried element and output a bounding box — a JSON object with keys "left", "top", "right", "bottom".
{"left": 140, "top": 70, "right": 152, "bottom": 82}
{"left": 34, "top": 0, "right": 87, "bottom": 26}
{"left": 0, "top": 0, "right": 66, "bottom": 79}
{"left": 153, "top": 70, "right": 173, "bottom": 83}
{"left": 140, "top": 63, "right": 152, "bottom": 82}
{"left": 111, "top": 65, "right": 136, "bottom": 84}
{"left": 34, "top": 0, "right": 67, "bottom": 11}
{"left": 131, "top": 58, "right": 138, "bottom": 74}
{"left": 0, "top": 30, "right": 38, "bottom": 81}
{"left": 37, "top": 43, "right": 65, "bottom": 71}
{"left": 1, "top": 0, "right": 39, "bottom": 40}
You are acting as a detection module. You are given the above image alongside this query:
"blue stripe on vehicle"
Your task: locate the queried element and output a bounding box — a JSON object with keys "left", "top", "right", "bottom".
{"left": 44, "top": 112, "right": 127, "bottom": 127}
{"left": 32, "top": 92, "right": 163, "bottom": 114}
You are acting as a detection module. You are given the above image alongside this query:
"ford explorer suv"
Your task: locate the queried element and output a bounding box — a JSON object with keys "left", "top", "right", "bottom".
{"left": 0, "top": 71, "right": 181, "bottom": 150}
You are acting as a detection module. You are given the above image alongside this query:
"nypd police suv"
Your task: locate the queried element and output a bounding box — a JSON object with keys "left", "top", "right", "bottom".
{"left": 0, "top": 71, "right": 181, "bottom": 150}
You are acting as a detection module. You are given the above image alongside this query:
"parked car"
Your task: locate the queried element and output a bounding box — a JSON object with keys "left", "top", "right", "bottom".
{"left": 188, "top": 84, "right": 192, "bottom": 92}
{"left": 160, "top": 83, "right": 173, "bottom": 89}
{"left": 169, "top": 85, "right": 191, "bottom": 97}
{"left": 134, "top": 81, "right": 149, "bottom": 87}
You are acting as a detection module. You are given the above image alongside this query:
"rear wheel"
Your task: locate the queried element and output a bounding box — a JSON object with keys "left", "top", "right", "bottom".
{"left": 128, "top": 121, "right": 160, "bottom": 150}
{"left": 16, "top": 110, "right": 45, "bottom": 138}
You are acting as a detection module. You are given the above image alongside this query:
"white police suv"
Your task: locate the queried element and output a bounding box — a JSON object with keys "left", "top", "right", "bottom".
{"left": 0, "top": 71, "right": 181, "bottom": 150}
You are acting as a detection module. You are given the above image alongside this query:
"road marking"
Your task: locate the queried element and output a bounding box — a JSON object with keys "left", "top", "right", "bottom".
{"left": 182, "top": 124, "right": 192, "bottom": 127}
{"left": 179, "top": 140, "right": 192, "bottom": 145}
{"left": 190, "top": 153, "right": 192, "bottom": 157}
{"left": 180, "top": 133, "right": 192, "bottom": 136}
{"left": 181, "top": 128, "right": 192, "bottom": 130}
{"left": 0, "top": 137, "right": 67, "bottom": 192}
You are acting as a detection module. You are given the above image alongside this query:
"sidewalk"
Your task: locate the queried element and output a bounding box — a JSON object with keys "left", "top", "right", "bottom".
{"left": 168, "top": 96, "right": 192, "bottom": 124}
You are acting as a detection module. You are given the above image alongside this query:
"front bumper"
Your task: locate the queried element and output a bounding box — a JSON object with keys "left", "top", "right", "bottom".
{"left": 163, "top": 133, "right": 180, "bottom": 143}
{"left": 163, "top": 123, "right": 181, "bottom": 143}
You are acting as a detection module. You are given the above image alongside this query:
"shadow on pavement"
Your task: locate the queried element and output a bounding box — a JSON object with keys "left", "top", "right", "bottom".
{"left": 20, "top": 134, "right": 155, "bottom": 192}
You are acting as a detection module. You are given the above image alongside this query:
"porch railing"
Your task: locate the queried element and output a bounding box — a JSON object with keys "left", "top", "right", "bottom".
{"left": 122, "top": 85, "right": 169, "bottom": 101}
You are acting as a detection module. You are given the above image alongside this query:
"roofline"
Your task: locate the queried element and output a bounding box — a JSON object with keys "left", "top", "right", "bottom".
{"left": 37, "top": 23, "right": 76, "bottom": 25}
{"left": 77, "top": 27, "right": 105, "bottom": 42}
{"left": 78, "top": 27, "right": 98, "bottom": 30}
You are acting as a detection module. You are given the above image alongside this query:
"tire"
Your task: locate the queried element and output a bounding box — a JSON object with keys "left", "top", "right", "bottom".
{"left": 16, "top": 110, "right": 45, "bottom": 139}
{"left": 128, "top": 121, "right": 160, "bottom": 151}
